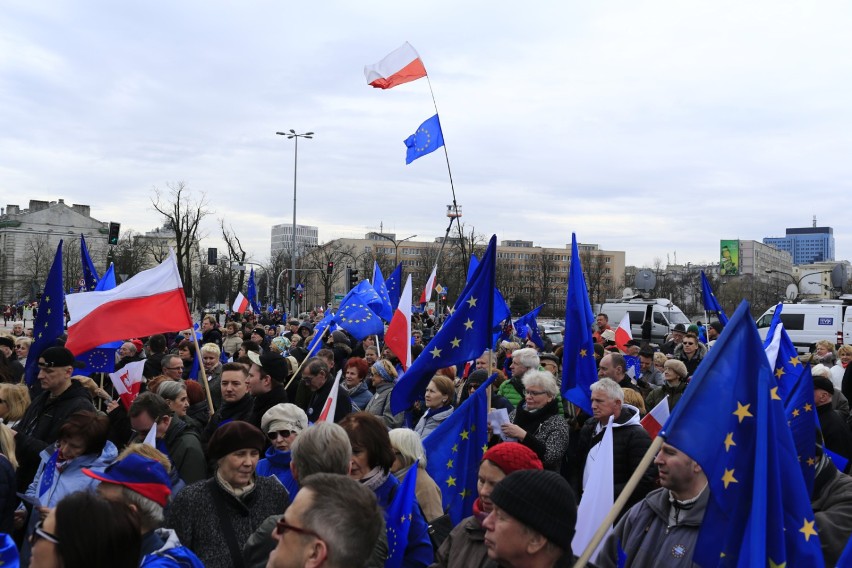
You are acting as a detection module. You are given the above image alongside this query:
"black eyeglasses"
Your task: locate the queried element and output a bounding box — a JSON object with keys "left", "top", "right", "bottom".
{"left": 165, "top": 365, "right": 184, "bottom": 371}
{"left": 267, "top": 430, "right": 295, "bottom": 440}
{"left": 275, "top": 518, "right": 323, "bottom": 540}
{"left": 30, "top": 520, "right": 59, "bottom": 545}
{"left": 682, "top": 342, "right": 696, "bottom": 346}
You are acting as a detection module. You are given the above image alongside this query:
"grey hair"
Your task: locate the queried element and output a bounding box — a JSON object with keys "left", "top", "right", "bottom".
{"left": 388, "top": 428, "right": 427, "bottom": 469}
{"left": 291, "top": 422, "right": 352, "bottom": 478}
{"left": 512, "top": 348, "right": 540, "bottom": 371}
{"left": 156, "top": 380, "right": 186, "bottom": 402}
{"left": 119, "top": 485, "right": 163, "bottom": 532}
{"left": 590, "top": 378, "right": 624, "bottom": 403}
{"left": 161, "top": 354, "right": 180, "bottom": 369}
{"left": 299, "top": 473, "right": 383, "bottom": 568}
{"left": 522, "top": 370, "right": 559, "bottom": 397}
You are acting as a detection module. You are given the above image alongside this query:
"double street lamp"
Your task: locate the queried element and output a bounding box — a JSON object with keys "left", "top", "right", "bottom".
{"left": 765, "top": 268, "right": 830, "bottom": 299}
{"left": 276, "top": 129, "right": 314, "bottom": 315}
{"left": 371, "top": 232, "right": 418, "bottom": 266}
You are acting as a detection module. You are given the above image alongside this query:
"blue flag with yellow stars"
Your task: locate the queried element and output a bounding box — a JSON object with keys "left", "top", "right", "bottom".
{"left": 391, "top": 235, "right": 497, "bottom": 414}
{"left": 331, "top": 280, "right": 384, "bottom": 340}
{"left": 75, "top": 263, "right": 121, "bottom": 375}
{"left": 404, "top": 114, "right": 444, "bottom": 164}
{"left": 80, "top": 234, "right": 100, "bottom": 291}
{"left": 385, "top": 262, "right": 403, "bottom": 312}
{"left": 24, "top": 241, "right": 66, "bottom": 386}
{"left": 306, "top": 310, "right": 336, "bottom": 353}
{"left": 371, "top": 261, "right": 394, "bottom": 322}
{"left": 561, "top": 233, "right": 597, "bottom": 415}
{"left": 466, "top": 254, "right": 478, "bottom": 283}
{"left": 514, "top": 304, "right": 545, "bottom": 348}
{"left": 424, "top": 374, "right": 495, "bottom": 525}
{"left": 386, "top": 459, "right": 420, "bottom": 568}
{"left": 662, "top": 301, "right": 824, "bottom": 567}
{"left": 247, "top": 268, "right": 262, "bottom": 314}
{"left": 700, "top": 270, "right": 728, "bottom": 325}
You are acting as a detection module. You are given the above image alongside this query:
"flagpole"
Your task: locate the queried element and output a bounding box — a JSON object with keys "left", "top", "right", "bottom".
{"left": 190, "top": 332, "right": 215, "bottom": 416}
{"left": 573, "top": 435, "right": 664, "bottom": 568}
{"left": 284, "top": 325, "right": 331, "bottom": 390}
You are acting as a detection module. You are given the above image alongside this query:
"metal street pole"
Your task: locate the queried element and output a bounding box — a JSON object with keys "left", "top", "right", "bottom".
{"left": 276, "top": 129, "right": 314, "bottom": 316}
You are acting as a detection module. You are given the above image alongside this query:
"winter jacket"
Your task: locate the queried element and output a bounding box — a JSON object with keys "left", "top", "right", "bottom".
{"left": 365, "top": 381, "right": 404, "bottom": 429}
{"left": 639, "top": 368, "right": 665, "bottom": 388}
{"left": 415, "top": 406, "right": 454, "bottom": 440}
{"left": 247, "top": 387, "right": 288, "bottom": 431}
{"left": 204, "top": 364, "right": 223, "bottom": 411}
{"left": 13, "top": 381, "right": 96, "bottom": 492}
{"left": 396, "top": 465, "right": 444, "bottom": 522}
{"left": 510, "top": 398, "right": 571, "bottom": 471}
{"left": 256, "top": 446, "right": 299, "bottom": 498}
{"left": 0, "top": 456, "right": 14, "bottom": 535}
{"left": 575, "top": 405, "right": 657, "bottom": 516}
{"left": 672, "top": 343, "right": 707, "bottom": 377}
{"left": 430, "top": 515, "right": 488, "bottom": 568}
{"left": 374, "top": 474, "right": 434, "bottom": 568}
{"left": 344, "top": 381, "right": 373, "bottom": 411}
{"left": 497, "top": 376, "right": 525, "bottom": 408}
{"left": 644, "top": 380, "right": 688, "bottom": 413}
{"left": 598, "top": 486, "right": 709, "bottom": 567}
{"left": 811, "top": 459, "right": 852, "bottom": 566}
{"left": 306, "top": 378, "right": 353, "bottom": 424}
{"left": 202, "top": 394, "right": 254, "bottom": 442}
{"left": 140, "top": 528, "right": 205, "bottom": 568}
{"left": 817, "top": 403, "right": 852, "bottom": 466}
{"left": 222, "top": 335, "right": 243, "bottom": 359}
{"left": 165, "top": 475, "right": 289, "bottom": 568}
{"left": 164, "top": 418, "right": 207, "bottom": 485}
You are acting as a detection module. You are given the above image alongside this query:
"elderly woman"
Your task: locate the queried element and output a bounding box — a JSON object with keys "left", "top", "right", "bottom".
{"left": 813, "top": 339, "right": 836, "bottom": 367}
{"left": 389, "top": 428, "right": 443, "bottom": 521}
{"left": 498, "top": 347, "right": 539, "bottom": 408}
{"left": 342, "top": 357, "right": 373, "bottom": 411}
{"left": 340, "top": 412, "right": 433, "bottom": 567}
{"left": 157, "top": 380, "right": 205, "bottom": 435}
{"left": 831, "top": 344, "right": 852, "bottom": 390}
{"left": 644, "top": 359, "right": 689, "bottom": 412}
{"left": 200, "top": 343, "right": 223, "bottom": 405}
{"left": 14, "top": 337, "right": 31, "bottom": 368}
{"left": 501, "top": 370, "right": 569, "bottom": 471}
{"left": 166, "top": 421, "right": 288, "bottom": 568}
{"left": 256, "top": 404, "right": 308, "bottom": 498}
{"left": 0, "top": 383, "right": 30, "bottom": 428}
{"left": 414, "top": 375, "right": 455, "bottom": 439}
{"left": 269, "top": 336, "right": 291, "bottom": 357}
{"left": 432, "top": 443, "right": 543, "bottom": 568}
{"left": 364, "top": 359, "right": 404, "bottom": 429}
{"left": 221, "top": 322, "right": 243, "bottom": 359}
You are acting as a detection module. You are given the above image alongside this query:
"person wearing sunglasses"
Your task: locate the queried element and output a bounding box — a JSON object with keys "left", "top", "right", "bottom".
{"left": 257, "top": 404, "right": 308, "bottom": 498}
{"left": 673, "top": 331, "right": 706, "bottom": 378}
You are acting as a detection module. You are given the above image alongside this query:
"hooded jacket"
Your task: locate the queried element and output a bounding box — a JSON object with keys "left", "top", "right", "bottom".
{"left": 672, "top": 342, "right": 708, "bottom": 377}
{"left": 256, "top": 446, "right": 299, "bottom": 498}
{"left": 365, "top": 381, "right": 404, "bottom": 429}
{"left": 140, "top": 528, "right": 205, "bottom": 568}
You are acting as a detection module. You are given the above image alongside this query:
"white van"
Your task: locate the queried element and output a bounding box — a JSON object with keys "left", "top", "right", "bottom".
{"left": 599, "top": 299, "right": 691, "bottom": 344}
{"left": 755, "top": 300, "right": 852, "bottom": 353}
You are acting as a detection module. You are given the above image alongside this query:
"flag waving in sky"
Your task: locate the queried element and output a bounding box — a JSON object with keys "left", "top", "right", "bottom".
{"left": 385, "top": 262, "right": 403, "bottom": 312}
{"left": 514, "top": 304, "right": 545, "bottom": 348}
{"left": 405, "top": 115, "right": 444, "bottom": 164}
{"left": 80, "top": 234, "right": 99, "bottom": 291}
{"left": 371, "top": 261, "right": 394, "bottom": 322}
{"left": 364, "top": 42, "right": 427, "bottom": 89}
{"left": 332, "top": 280, "right": 384, "bottom": 340}
{"left": 385, "top": 275, "right": 413, "bottom": 370}
{"left": 701, "top": 270, "right": 729, "bottom": 325}
{"left": 24, "top": 241, "right": 65, "bottom": 386}
{"left": 247, "top": 268, "right": 261, "bottom": 314}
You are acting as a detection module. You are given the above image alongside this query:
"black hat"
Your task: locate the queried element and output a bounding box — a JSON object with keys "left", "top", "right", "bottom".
{"left": 625, "top": 339, "right": 641, "bottom": 348}
{"left": 813, "top": 376, "right": 835, "bottom": 395}
{"left": 489, "top": 469, "right": 577, "bottom": 552}
{"left": 207, "top": 421, "right": 266, "bottom": 462}
{"left": 672, "top": 324, "right": 687, "bottom": 334}
{"left": 709, "top": 321, "right": 724, "bottom": 333}
{"left": 247, "top": 351, "right": 291, "bottom": 383}
{"left": 539, "top": 353, "right": 560, "bottom": 367}
{"left": 0, "top": 337, "right": 13, "bottom": 350}
{"left": 39, "top": 346, "right": 85, "bottom": 369}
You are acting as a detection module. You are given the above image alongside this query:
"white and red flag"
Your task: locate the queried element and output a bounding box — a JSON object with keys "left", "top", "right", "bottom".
{"left": 232, "top": 292, "right": 249, "bottom": 314}
{"left": 108, "top": 360, "right": 145, "bottom": 411}
{"left": 614, "top": 312, "right": 633, "bottom": 353}
{"left": 364, "top": 42, "right": 427, "bottom": 89}
{"left": 386, "top": 275, "right": 413, "bottom": 370}
{"left": 318, "top": 370, "right": 344, "bottom": 422}
{"left": 640, "top": 396, "right": 670, "bottom": 440}
{"left": 65, "top": 252, "right": 193, "bottom": 355}
{"left": 419, "top": 265, "right": 437, "bottom": 304}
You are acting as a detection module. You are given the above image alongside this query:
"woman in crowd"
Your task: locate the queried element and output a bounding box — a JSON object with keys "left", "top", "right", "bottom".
{"left": 831, "top": 344, "right": 852, "bottom": 390}
{"left": 364, "top": 345, "right": 379, "bottom": 366}
{"left": 157, "top": 380, "right": 204, "bottom": 435}
{"left": 432, "top": 443, "right": 543, "bottom": 568}
{"left": 30, "top": 490, "right": 141, "bottom": 568}
{"left": 622, "top": 388, "right": 646, "bottom": 417}
{"left": 200, "top": 343, "right": 223, "bottom": 408}
{"left": 389, "top": 428, "right": 443, "bottom": 522}
{"left": 813, "top": 339, "right": 837, "bottom": 367}
{"left": 645, "top": 359, "right": 689, "bottom": 412}
{"left": 340, "top": 412, "right": 433, "bottom": 567}
{"left": 500, "top": 370, "right": 570, "bottom": 471}
{"left": 342, "top": 357, "right": 373, "bottom": 411}
{"left": 498, "top": 347, "right": 539, "bottom": 408}
{"left": 414, "top": 375, "right": 455, "bottom": 439}
{"left": 14, "top": 337, "right": 31, "bottom": 368}
{"left": 184, "top": 379, "right": 211, "bottom": 425}
{"left": 166, "top": 421, "right": 288, "bottom": 568}
{"left": 364, "top": 360, "right": 404, "bottom": 429}
{"left": 221, "top": 322, "right": 243, "bottom": 359}
{"left": 256, "top": 404, "right": 307, "bottom": 498}
{"left": 0, "top": 382, "right": 30, "bottom": 427}
{"left": 177, "top": 340, "right": 197, "bottom": 380}
{"left": 269, "top": 336, "right": 290, "bottom": 356}
{"left": 0, "top": 424, "right": 16, "bottom": 534}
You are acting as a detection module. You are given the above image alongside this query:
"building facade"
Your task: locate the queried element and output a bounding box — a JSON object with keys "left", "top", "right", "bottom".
{"left": 271, "top": 224, "right": 319, "bottom": 258}
{"left": 763, "top": 223, "right": 835, "bottom": 265}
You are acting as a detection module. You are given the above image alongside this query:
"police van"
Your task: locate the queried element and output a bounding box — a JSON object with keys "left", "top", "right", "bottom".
{"left": 755, "top": 298, "right": 852, "bottom": 353}
{"left": 599, "top": 298, "right": 691, "bottom": 344}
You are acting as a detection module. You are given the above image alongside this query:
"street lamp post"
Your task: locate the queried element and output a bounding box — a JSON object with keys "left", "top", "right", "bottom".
{"left": 276, "top": 129, "right": 314, "bottom": 315}
{"left": 371, "top": 232, "right": 418, "bottom": 266}
{"left": 765, "top": 269, "right": 830, "bottom": 299}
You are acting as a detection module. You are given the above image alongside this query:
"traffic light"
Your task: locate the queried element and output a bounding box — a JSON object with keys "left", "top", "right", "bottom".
{"left": 326, "top": 261, "right": 334, "bottom": 275}
{"left": 207, "top": 248, "right": 218, "bottom": 265}
{"left": 107, "top": 222, "right": 120, "bottom": 245}
{"left": 348, "top": 269, "right": 359, "bottom": 291}
{"left": 298, "top": 292, "right": 303, "bottom": 301}
{"left": 290, "top": 287, "right": 296, "bottom": 300}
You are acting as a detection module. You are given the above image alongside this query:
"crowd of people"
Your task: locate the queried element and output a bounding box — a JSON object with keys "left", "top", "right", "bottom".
{"left": 0, "top": 306, "right": 849, "bottom": 567}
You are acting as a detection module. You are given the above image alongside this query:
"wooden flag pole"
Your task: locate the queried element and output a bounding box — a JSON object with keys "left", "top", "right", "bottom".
{"left": 572, "top": 435, "right": 664, "bottom": 568}
{"left": 190, "top": 332, "right": 215, "bottom": 416}
{"left": 285, "top": 325, "right": 330, "bottom": 391}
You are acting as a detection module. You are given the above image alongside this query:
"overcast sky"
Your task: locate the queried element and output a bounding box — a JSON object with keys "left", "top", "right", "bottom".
{"left": 4, "top": 0, "right": 852, "bottom": 271}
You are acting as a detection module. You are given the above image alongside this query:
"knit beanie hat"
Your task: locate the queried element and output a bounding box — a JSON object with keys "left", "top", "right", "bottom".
{"left": 482, "top": 442, "right": 543, "bottom": 474}
{"left": 207, "top": 421, "right": 266, "bottom": 462}
{"left": 490, "top": 469, "right": 577, "bottom": 552}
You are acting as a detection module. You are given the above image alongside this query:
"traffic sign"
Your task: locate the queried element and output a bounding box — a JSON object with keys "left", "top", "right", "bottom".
{"left": 295, "top": 283, "right": 305, "bottom": 292}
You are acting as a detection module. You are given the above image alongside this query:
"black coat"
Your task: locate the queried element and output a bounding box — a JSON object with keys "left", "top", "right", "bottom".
{"left": 306, "top": 378, "right": 352, "bottom": 424}
{"left": 202, "top": 394, "right": 254, "bottom": 443}
{"left": 817, "top": 403, "right": 852, "bottom": 467}
{"left": 248, "top": 387, "right": 289, "bottom": 431}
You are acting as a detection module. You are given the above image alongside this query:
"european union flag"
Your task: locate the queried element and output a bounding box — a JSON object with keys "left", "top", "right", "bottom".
{"left": 247, "top": 268, "right": 261, "bottom": 314}
{"left": 404, "top": 114, "right": 444, "bottom": 164}
{"left": 24, "top": 241, "right": 66, "bottom": 386}
{"left": 466, "top": 254, "right": 479, "bottom": 283}
{"left": 662, "top": 301, "right": 823, "bottom": 567}
{"left": 306, "top": 310, "right": 335, "bottom": 353}
{"left": 75, "top": 263, "right": 121, "bottom": 374}
{"left": 80, "top": 234, "right": 100, "bottom": 291}
{"left": 514, "top": 304, "right": 545, "bottom": 348}
{"left": 371, "top": 261, "right": 394, "bottom": 322}
{"left": 386, "top": 460, "right": 420, "bottom": 568}
{"left": 386, "top": 262, "right": 403, "bottom": 312}
{"left": 700, "top": 270, "right": 728, "bottom": 325}
{"left": 423, "top": 374, "right": 494, "bottom": 525}
{"left": 391, "top": 235, "right": 497, "bottom": 414}
{"left": 561, "top": 234, "right": 597, "bottom": 416}
{"left": 332, "top": 281, "right": 384, "bottom": 340}
{"left": 839, "top": 537, "right": 852, "bottom": 568}
{"left": 453, "top": 253, "right": 509, "bottom": 349}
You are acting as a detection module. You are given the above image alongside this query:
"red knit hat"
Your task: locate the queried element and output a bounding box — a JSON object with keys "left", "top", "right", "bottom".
{"left": 482, "top": 442, "right": 543, "bottom": 474}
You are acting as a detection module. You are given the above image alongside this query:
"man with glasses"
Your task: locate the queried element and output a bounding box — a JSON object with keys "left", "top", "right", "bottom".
{"left": 161, "top": 354, "right": 185, "bottom": 381}
{"left": 14, "top": 347, "right": 95, "bottom": 491}
{"left": 674, "top": 332, "right": 705, "bottom": 378}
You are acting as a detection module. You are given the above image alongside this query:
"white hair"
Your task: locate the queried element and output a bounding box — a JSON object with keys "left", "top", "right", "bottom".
{"left": 590, "top": 378, "right": 624, "bottom": 403}
{"left": 522, "top": 370, "right": 559, "bottom": 397}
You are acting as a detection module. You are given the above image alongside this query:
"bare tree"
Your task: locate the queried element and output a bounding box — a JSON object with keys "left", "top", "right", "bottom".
{"left": 62, "top": 238, "right": 83, "bottom": 293}
{"left": 110, "top": 230, "right": 148, "bottom": 281}
{"left": 19, "top": 235, "right": 52, "bottom": 299}
{"left": 302, "top": 242, "right": 356, "bottom": 306}
{"left": 151, "top": 182, "right": 211, "bottom": 296}
{"left": 220, "top": 219, "right": 248, "bottom": 295}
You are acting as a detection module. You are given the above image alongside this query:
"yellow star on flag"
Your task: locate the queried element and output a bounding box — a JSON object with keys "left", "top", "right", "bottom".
{"left": 460, "top": 430, "right": 469, "bottom": 440}
{"left": 451, "top": 444, "right": 458, "bottom": 453}
{"left": 482, "top": 444, "right": 489, "bottom": 453}
{"left": 446, "top": 459, "right": 454, "bottom": 469}
{"left": 733, "top": 402, "right": 753, "bottom": 423}
{"left": 721, "top": 468, "right": 738, "bottom": 489}
{"left": 724, "top": 432, "right": 736, "bottom": 452}
{"left": 775, "top": 367, "right": 785, "bottom": 379}
{"left": 799, "top": 519, "right": 817, "bottom": 542}
{"left": 463, "top": 318, "right": 474, "bottom": 330}
{"left": 460, "top": 489, "right": 469, "bottom": 498}
{"left": 446, "top": 476, "right": 457, "bottom": 487}
{"left": 792, "top": 408, "right": 800, "bottom": 417}
{"left": 466, "top": 296, "right": 478, "bottom": 308}
{"left": 804, "top": 403, "right": 813, "bottom": 412}
{"left": 430, "top": 347, "right": 442, "bottom": 358}
{"left": 769, "top": 559, "right": 786, "bottom": 568}
{"left": 450, "top": 337, "right": 461, "bottom": 348}
{"left": 579, "top": 349, "right": 587, "bottom": 357}
{"left": 770, "top": 387, "right": 781, "bottom": 401}
{"left": 789, "top": 356, "right": 801, "bottom": 367}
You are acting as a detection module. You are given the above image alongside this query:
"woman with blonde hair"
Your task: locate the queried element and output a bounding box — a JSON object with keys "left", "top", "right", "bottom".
{"left": 389, "top": 428, "right": 443, "bottom": 521}
{"left": 0, "top": 383, "right": 30, "bottom": 428}
{"left": 0, "top": 424, "right": 14, "bottom": 533}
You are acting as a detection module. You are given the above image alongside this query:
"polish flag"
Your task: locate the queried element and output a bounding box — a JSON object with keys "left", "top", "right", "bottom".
{"left": 232, "top": 292, "right": 249, "bottom": 314}
{"left": 614, "top": 313, "right": 632, "bottom": 352}
{"left": 572, "top": 415, "right": 614, "bottom": 561}
{"left": 419, "top": 265, "right": 437, "bottom": 304}
{"left": 65, "top": 252, "right": 193, "bottom": 356}
{"left": 108, "top": 360, "right": 145, "bottom": 411}
{"left": 364, "top": 42, "right": 427, "bottom": 89}
{"left": 640, "top": 396, "right": 670, "bottom": 440}
{"left": 318, "top": 370, "right": 344, "bottom": 422}
{"left": 386, "top": 275, "right": 413, "bottom": 370}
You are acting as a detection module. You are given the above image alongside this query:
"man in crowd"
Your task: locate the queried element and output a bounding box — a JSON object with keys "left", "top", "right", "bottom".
{"left": 303, "top": 357, "right": 352, "bottom": 424}
{"left": 598, "top": 353, "right": 647, "bottom": 396}
{"left": 638, "top": 348, "right": 665, "bottom": 387}
{"left": 11, "top": 321, "right": 25, "bottom": 338}
{"left": 161, "top": 354, "right": 185, "bottom": 382}
{"left": 707, "top": 321, "right": 723, "bottom": 343}
{"left": 814, "top": 376, "right": 852, "bottom": 465}
{"left": 246, "top": 351, "right": 290, "bottom": 430}
{"left": 203, "top": 362, "right": 255, "bottom": 441}
{"left": 661, "top": 323, "right": 686, "bottom": 356}
{"left": 599, "top": 441, "right": 709, "bottom": 567}
{"left": 116, "top": 341, "right": 143, "bottom": 370}
{"left": 143, "top": 334, "right": 168, "bottom": 379}
{"left": 0, "top": 337, "right": 23, "bottom": 381}
{"left": 200, "top": 315, "right": 222, "bottom": 348}
{"left": 674, "top": 332, "right": 706, "bottom": 378}
{"left": 593, "top": 313, "right": 611, "bottom": 344}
